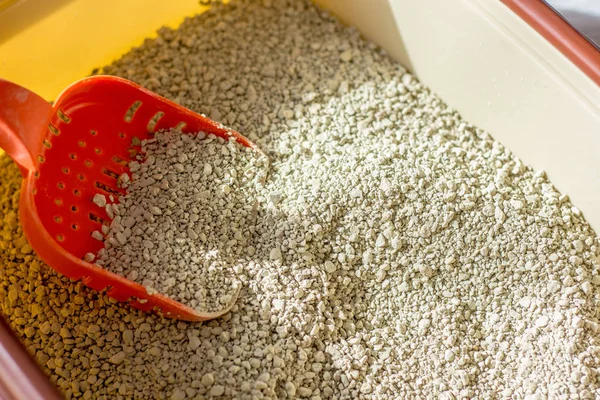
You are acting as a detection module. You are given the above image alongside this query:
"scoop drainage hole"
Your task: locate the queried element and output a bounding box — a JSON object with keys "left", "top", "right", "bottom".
{"left": 127, "top": 148, "right": 139, "bottom": 158}
{"left": 147, "top": 111, "right": 164, "bottom": 132}
{"left": 112, "top": 156, "right": 128, "bottom": 166}
{"left": 57, "top": 109, "right": 71, "bottom": 123}
{"left": 88, "top": 213, "right": 105, "bottom": 224}
{"left": 48, "top": 124, "right": 60, "bottom": 136}
{"left": 102, "top": 169, "right": 120, "bottom": 179}
{"left": 124, "top": 101, "right": 142, "bottom": 122}
{"left": 94, "top": 181, "right": 121, "bottom": 196}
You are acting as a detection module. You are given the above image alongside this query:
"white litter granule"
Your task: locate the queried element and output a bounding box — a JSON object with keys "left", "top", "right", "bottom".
{"left": 0, "top": 0, "right": 598, "bottom": 399}
{"left": 93, "top": 130, "right": 267, "bottom": 313}
{"left": 92, "top": 194, "right": 107, "bottom": 208}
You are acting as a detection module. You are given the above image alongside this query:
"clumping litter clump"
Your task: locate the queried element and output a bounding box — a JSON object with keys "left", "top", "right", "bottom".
{"left": 91, "top": 130, "right": 267, "bottom": 313}
{"left": 1, "top": 0, "right": 600, "bottom": 399}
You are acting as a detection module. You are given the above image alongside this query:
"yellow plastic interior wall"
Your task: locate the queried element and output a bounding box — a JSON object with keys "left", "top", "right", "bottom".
{"left": 0, "top": 0, "right": 212, "bottom": 157}
{"left": 0, "top": 0, "right": 208, "bottom": 101}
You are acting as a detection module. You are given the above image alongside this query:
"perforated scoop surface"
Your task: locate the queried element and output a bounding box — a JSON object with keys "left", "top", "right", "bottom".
{"left": 0, "top": 76, "right": 257, "bottom": 321}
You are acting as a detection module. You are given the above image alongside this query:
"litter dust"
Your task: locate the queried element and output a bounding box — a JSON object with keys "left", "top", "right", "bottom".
{"left": 0, "top": 0, "right": 599, "bottom": 399}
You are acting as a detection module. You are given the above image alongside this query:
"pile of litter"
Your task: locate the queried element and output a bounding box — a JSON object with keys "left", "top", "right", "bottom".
{"left": 91, "top": 130, "right": 267, "bottom": 313}
{"left": 0, "top": 0, "right": 598, "bottom": 399}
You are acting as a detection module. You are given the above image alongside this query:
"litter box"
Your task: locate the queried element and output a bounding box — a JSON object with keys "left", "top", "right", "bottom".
{"left": 0, "top": 0, "right": 598, "bottom": 398}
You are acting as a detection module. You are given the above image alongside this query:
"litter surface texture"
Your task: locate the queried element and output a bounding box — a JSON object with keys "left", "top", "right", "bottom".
{"left": 0, "top": 0, "right": 599, "bottom": 399}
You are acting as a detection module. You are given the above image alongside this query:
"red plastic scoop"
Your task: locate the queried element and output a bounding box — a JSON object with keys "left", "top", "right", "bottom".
{"left": 0, "top": 76, "right": 261, "bottom": 321}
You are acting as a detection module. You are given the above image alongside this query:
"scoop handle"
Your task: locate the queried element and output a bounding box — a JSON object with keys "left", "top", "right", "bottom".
{"left": 0, "top": 79, "right": 53, "bottom": 175}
